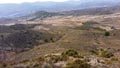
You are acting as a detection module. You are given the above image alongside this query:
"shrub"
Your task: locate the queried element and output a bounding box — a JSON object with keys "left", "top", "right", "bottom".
{"left": 0, "top": 63, "right": 8, "bottom": 68}
{"left": 65, "top": 60, "right": 91, "bottom": 68}
{"left": 104, "top": 32, "right": 110, "bottom": 36}
{"left": 98, "top": 49, "right": 114, "bottom": 58}
{"left": 34, "top": 57, "right": 45, "bottom": 63}
{"left": 49, "top": 55, "right": 62, "bottom": 63}
{"left": 90, "top": 48, "right": 114, "bottom": 58}
{"left": 83, "top": 21, "right": 98, "bottom": 26}
{"left": 111, "top": 58, "right": 119, "bottom": 62}
{"left": 62, "top": 50, "right": 78, "bottom": 57}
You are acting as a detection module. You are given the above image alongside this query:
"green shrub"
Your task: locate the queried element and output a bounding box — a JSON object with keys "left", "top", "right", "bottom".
{"left": 65, "top": 60, "right": 91, "bottom": 68}
{"left": 90, "top": 48, "right": 114, "bottom": 58}
{"left": 62, "top": 50, "right": 78, "bottom": 57}
{"left": 50, "top": 55, "right": 62, "bottom": 63}
{"left": 104, "top": 32, "right": 110, "bottom": 36}
{"left": 99, "top": 49, "right": 114, "bottom": 58}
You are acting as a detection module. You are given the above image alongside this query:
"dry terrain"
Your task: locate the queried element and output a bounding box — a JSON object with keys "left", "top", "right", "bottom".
{"left": 0, "top": 11, "right": 120, "bottom": 68}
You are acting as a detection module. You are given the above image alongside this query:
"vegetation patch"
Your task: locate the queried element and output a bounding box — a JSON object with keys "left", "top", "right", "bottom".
{"left": 74, "top": 21, "right": 104, "bottom": 31}
{"left": 104, "top": 31, "right": 110, "bottom": 36}
{"left": 90, "top": 48, "right": 114, "bottom": 58}
{"left": 65, "top": 59, "right": 91, "bottom": 68}
{"left": 62, "top": 49, "right": 79, "bottom": 57}
{"left": 0, "top": 29, "right": 62, "bottom": 50}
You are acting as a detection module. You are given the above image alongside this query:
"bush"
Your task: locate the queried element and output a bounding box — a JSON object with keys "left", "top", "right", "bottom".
{"left": 104, "top": 32, "right": 110, "bottom": 36}
{"left": 83, "top": 21, "right": 98, "bottom": 26}
{"left": 65, "top": 60, "right": 91, "bottom": 68}
{"left": 62, "top": 50, "right": 78, "bottom": 57}
{"left": 111, "top": 58, "right": 119, "bottom": 62}
{"left": 0, "top": 63, "right": 8, "bottom": 68}
{"left": 98, "top": 49, "right": 114, "bottom": 58}
{"left": 90, "top": 48, "right": 114, "bottom": 58}
{"left": 49, "top": 55, "right": 62, "bottom": 63}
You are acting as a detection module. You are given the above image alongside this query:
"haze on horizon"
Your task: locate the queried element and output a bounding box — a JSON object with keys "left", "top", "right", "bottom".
{"left": 0, "top": 0, "right": 118, "bottom": 4}
{"left": 0, "top": 0, "right": 69, "bottom": 4}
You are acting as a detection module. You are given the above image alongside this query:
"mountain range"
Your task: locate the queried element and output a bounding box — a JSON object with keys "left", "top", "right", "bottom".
{"left": 0, "top": 0, "right": 120, "bottom": 18}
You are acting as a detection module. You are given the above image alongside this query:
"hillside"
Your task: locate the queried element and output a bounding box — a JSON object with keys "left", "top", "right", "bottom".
{"left": 0, "top": 21, "right": 119, "bottom": 68}
{"left": 18, "top": 11, "right": 63, "bottom": 21}
{"left": 0, "top": 1, "right": 120, "bottom": 68}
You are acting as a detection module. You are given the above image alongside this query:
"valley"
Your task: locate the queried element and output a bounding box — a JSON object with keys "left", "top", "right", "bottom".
{"left": 0, "top": 0, "right": 120, "bottom": 68}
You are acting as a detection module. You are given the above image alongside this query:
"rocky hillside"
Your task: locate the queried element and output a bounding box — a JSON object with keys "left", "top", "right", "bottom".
{"left": 0, "top": 21, "right": 119, "bottom": 68}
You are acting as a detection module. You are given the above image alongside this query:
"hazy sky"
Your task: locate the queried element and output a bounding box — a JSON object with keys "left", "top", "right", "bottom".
{"left": 0, "top": 0, "right": 69, "bottom": 3}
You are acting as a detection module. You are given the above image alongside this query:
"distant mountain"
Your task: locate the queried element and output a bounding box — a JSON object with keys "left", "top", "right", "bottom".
{"left": 0, "top": 18, "right": 19, "bottom": 24}
{"left": 1, "top": 5, "right": 120, "bottom": 24}
{"left": 17, "top": 5, "right": 120, "bottom": 21}
{"left": 18, "top": 11, "right": 63, "bottom": 21}
{"left": 0, "top": 0, "right": 119, "bottom": 18}
{"left": 61, "top": 6, "right": 120, "bottom": 16}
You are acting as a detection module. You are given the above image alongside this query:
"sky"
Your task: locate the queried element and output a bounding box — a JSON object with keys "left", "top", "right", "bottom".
{"left": 0, "top": 0, "right": 69, "bottom": 4}
{"left": 0, "top": 0, "right": 116, "bottom": 4}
